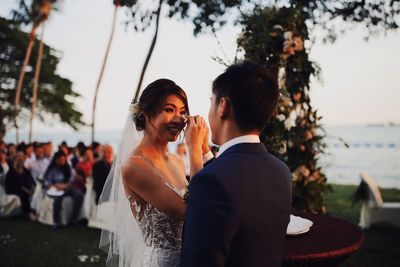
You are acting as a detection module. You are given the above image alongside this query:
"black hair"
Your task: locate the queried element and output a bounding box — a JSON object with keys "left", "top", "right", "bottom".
{"left": 134, "top": 79, "right": 189, "bottom": 131}
{"left": 44, "top": 151, "right": 71, "bottom": 182}
{"left": 212, "top": 62, "right": 279, "bottom": 132}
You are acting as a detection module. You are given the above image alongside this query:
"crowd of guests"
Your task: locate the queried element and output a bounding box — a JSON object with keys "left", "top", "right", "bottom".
{"left": 0, "top": 140, "right": 113, "bottom": 227}
{"left": 0, "top": 139, "right": 218, "bottom": 227}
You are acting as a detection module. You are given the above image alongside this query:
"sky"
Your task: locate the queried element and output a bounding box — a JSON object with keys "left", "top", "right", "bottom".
{"left": 1, "top": 0, "right": 400, "bottom": 139}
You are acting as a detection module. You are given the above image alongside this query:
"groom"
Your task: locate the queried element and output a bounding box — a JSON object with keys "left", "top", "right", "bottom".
{"left": 181, "top": 62, "right": 292, "bottom": 266}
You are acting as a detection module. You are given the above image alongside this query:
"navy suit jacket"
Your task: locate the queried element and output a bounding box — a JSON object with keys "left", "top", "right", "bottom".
{"left": 181, "top": 143, "right": 292, "bottom": 267}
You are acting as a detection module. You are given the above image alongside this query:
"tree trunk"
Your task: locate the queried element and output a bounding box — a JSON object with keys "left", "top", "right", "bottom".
{"left": 14, "top": 25, "right": 37, "bottom": 143}
{"left": 91, "top": 3, "right": 119, "bottom": 143}
{"left": 29, "top": 22, "right": 46, "bottom": 143}
{"left": 133, "top": 0, "right": 163, "bottom": 102}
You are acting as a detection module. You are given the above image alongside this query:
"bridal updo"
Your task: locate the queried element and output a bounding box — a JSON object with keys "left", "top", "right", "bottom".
{"left": 132, "top": 79, "right": 189, "bottom": 131}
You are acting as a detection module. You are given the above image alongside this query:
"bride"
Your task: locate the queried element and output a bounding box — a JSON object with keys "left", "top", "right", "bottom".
{"left": 99, "top": 79, "right": 209, "bottom": 266}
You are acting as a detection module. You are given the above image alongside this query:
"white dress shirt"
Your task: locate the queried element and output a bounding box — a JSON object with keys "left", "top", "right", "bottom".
{"left": 217, "top": 135, "right": 260, "bottom": 157}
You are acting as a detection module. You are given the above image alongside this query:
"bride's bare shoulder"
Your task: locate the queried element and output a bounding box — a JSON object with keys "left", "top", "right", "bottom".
{"left": 121, "top": 155, "right": 154, "bottom": 184}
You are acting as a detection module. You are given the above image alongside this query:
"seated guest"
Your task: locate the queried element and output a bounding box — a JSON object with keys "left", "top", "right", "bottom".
{"left": 0, "top": 141, "right": 5, "bottom": 152}
{"left": 44, "top": 142, "right": 53, "bottom": 161}
{"left": 70, "top": 147, "right": 82, "bottom": 169}
{"left": 176, "top": 143, "right": 190, "bottom": 181}
{"left": 73, "top": 148, "right": 94, "bottom": 194}
{"left": 0, "top": 149, "right": 9, "bottom": 175}
{"left": 44, "top": 151, "right": 83, "bottom": 227}
{"left": 28, "top": 145, "right": 50, "bottom": 182}
{"left": 24, "top": 143, "right": 36, "bottom": 169}
{"left": 5, "top": 152, "right": 36, "bottom": 221}
{"left": 29, "top": 145, "right": 50, "bottom": 214}
{"left": 6, "top": 143, "right": 17, "bottom": 165}
{"left": 92, "top": 145, "right": 113, "bottom": 204}
{"left": 91, "top": 142, "right": 103, "bottom": 161}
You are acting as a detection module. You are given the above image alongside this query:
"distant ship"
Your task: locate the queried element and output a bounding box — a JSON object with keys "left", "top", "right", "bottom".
{"left": 388, "top": 122, "right": 400, "bottom": 127}
{"left": 365, "top": 122, "right": 400, "bottom": 127}
{"left": 366, "top": 123, "right": 385, "bottom": 127}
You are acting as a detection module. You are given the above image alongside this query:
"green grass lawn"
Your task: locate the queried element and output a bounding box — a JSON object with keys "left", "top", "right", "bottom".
{"left": 0, "top": 184, "right": 399, "bottom": 266}
{"left": 326, "top": 184, "right": 400, "bottom": 267}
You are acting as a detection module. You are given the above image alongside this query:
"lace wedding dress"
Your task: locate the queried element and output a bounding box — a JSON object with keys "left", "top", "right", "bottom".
{"left": 127, "top": 183, "right": 186, "bottom": 267}
{"left": 99, "top": 113, "right": 187, "bottom": 267}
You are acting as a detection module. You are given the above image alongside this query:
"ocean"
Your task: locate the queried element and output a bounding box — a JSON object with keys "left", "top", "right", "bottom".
{"left": 321, "top": 126, "right": 400, "bottom": 189}
{"left": 5, "top": 126, "right": 400, "bottom": 189}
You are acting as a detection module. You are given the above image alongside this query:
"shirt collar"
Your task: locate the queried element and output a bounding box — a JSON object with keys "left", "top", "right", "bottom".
{"left": 217, "top": 135, "right": 260, "bottom": 157}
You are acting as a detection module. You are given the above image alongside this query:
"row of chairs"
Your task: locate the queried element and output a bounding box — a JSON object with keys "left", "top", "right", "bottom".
{"left": 1, "top": 173, "right": 399, "bottom": 229}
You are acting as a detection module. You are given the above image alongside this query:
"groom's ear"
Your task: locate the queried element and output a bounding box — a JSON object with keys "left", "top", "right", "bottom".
{"left": 217, "top": 97, "right": 230, "bottom": 120}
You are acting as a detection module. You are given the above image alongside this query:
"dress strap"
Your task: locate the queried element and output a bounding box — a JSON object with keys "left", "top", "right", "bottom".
{"left": 129, "top": 153, "right": 186, "bottom": 199}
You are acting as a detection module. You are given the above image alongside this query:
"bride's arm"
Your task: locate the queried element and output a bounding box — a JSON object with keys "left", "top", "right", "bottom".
{"left": 122, "top": 157, "right": 186, "bottom": 220}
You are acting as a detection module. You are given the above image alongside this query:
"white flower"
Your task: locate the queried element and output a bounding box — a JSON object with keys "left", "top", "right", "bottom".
{"left": 278, "top": 142, "right": 287, "bottom": 154}
{"left": 284, "top": 110, "right": 297, "bottom": 130}
{"left": 277, "top": 114, "right": 286, "bottom": 121}
{"left": 128, "top": 102, "right": 141, "bottom": 114}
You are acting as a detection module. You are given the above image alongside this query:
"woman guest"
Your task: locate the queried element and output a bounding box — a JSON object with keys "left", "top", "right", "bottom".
{"left": 44, "top": 151, "right": 83, "bottom": 227}
{"left": 5, "top": 152, "right": 36, "bottom": 221}
{"left": 73, "top": 148, "right": 94, "bottom": 194}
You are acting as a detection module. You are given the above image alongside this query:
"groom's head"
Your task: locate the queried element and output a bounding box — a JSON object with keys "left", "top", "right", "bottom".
{"left": 208, "top": 62, "right": 279, "bottom": 145}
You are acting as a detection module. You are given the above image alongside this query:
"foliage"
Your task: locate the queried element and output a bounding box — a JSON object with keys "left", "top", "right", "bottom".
{"left": 117, "top": 0, "right": 400, "bottom": 39}
{"left": 0, "top": 17, "right": 84, "bottom": 137}
{"left": 115, "top": 1, "right": 399, "bottom": 212}
{"left": 11, "top": 0, "right": 58, "bottom": 27}
{"left": 237, "top": 6, "right": 331, "bottom": 213}
{"left": 296, "top": 0, "right": 400, "bottom": 42}
{"left": 118, "top": 0, "right": 245, "bottom": 35}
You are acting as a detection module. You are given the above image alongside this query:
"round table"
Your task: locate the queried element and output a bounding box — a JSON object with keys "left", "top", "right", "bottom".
{"left": 282, "top": 213, "right": 364, "bottom": 267}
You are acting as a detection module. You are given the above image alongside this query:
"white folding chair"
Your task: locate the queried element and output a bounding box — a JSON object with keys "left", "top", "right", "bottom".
{"left": 358, "top": 173, "right": 400, "bottom": 229}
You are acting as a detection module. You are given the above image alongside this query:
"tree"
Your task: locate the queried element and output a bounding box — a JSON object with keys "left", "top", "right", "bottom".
{"left": 29, "top": 0, "right": 53, "bottom": 142}
{"left": 237, "top": 1, "right": 399, "bottom": 212}
{"left": 91, "top": 0, "right": 121, "bottom": 143}
{"left": 117, "top": 0, "right": 400, "bottom": 212}
{"left": 116, "top": 0, "right": 249, "bottom": 99}
{"left": 0, "top": 17, "right": 84, "bottom": 140}
{"left": 11, "top": 0, "right": 58, "bottom": 142}
{"left": 237, "top": 7, "right": 329, "bottom": 212}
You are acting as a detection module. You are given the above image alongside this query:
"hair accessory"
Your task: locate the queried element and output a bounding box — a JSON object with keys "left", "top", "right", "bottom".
{"left": 128, "top": 101, "right": 141, "bottom": 114}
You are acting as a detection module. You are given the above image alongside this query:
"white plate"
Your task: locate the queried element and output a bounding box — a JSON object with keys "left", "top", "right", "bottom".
{"left": 286, "top": 227, "right": 310, "bottom": 236}
{"left": 286, "top": 215, "right": 313, "bottom": 235}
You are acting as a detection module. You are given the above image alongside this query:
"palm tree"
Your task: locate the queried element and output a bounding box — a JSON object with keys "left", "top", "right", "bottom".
{"left": 13, "top": 0, "right": 55, "bottom": 143}
{"left": 91, "top": 0, "right": 121, "bottom": 143}
{"left": 28, "top": 0, "right": 53, "bottom": 143}
{"left": 133, "top": 0, "right": 163, "bottom": 102}
{"left": 28, "top": 22, "right": 46, "bottom": 143}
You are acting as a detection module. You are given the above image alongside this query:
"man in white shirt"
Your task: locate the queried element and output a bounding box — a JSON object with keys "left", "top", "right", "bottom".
{"left": 29, "top": 145, "right": 50, "bottom": 182}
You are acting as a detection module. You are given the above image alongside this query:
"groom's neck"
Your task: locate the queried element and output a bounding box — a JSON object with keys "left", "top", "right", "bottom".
{"left": 217, "top": 122, "right": 260, "bottom": 146}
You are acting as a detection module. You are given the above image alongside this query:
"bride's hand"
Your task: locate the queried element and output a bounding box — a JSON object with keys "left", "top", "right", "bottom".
{"left": 184, "top": 115, "right": 207, "bottom": 153}
{"left": 184, "top": 115, "right": 207, "bottom": 177}
{"left": 202, "top": 121, "right": 210, "bottom": 155}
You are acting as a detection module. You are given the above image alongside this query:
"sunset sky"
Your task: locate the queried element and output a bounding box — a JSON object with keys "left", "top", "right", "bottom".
{"left": 1, "top": 0, "right": 399, "bottom": 137}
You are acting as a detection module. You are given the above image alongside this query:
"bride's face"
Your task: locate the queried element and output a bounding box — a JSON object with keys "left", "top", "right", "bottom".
{"left": 146, "top": 94, "right": 187, "bottom": 142}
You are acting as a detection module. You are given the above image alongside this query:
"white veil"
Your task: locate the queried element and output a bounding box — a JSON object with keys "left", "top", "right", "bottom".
{"left": 98, "top": 108, "right": 145, "bottom": 267}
